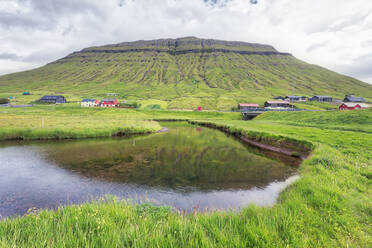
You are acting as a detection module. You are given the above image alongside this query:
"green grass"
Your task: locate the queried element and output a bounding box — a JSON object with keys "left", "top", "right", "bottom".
{"left": 0, "top": 108, "right": 371, "bottom": 247}
{"left": 1, "top": 37, "right": 371, "bottom": 110}
{"left": 0, "top": 105, "right": 240, "bottom": 140}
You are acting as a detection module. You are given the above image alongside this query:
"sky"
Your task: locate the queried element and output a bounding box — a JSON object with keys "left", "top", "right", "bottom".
{"left": 0, "top": 0, "right": 372, "bottom": 83}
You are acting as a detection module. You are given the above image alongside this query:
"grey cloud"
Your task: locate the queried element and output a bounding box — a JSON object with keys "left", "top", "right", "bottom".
{"left": 335, "top": 54, "right": 372, "bottom": 80}
{"left": 327, "top": 10, "right": 372, "bottom": 32}
{"left": 306, "top": 41, "right": 329, "bottom": 52}
{"left": 0, "top": 0, "right": 107, "bottom": 30}
{"left": 0, "top": 52, "right": 20, "bottom": 60}
{"left": 361, "top": 40, "right": 372, "bottom": 48}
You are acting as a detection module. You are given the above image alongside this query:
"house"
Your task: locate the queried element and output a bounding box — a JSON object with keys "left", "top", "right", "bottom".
{"left": 100, "top": 98, "right": 118, "bottom": 107}
{"left": 309, "top": 95, "right": 333, "bottom": 102}
{"left": 264, "top": 100, "right": 292, "bottom": 109}
{"left": 39, "top": 95, "right": 66, "bottom": 104}
{"left": 22, "top": 92, "right": 31, "bottom": 95}
{"left": 81, "top": 99, "right": 97, "bottom": 107}
{"left": 238, "top": 103, "right": 260, "bottom": 111}
{"left": 285, "top": 96, "right": 307, "bottom": 102}
{"left": 273, "top": 96, "right": 284, "bottom": 100}
{"left": 344, "top": 95, "right": 365, "bottom": 103}
{"left": 339, "top": 103, "right": 370, "bottom": 110}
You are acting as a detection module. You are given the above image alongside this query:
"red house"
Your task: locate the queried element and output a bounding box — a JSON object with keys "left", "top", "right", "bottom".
{"left": 100, "top": 98, "right": 118, "bottom": 107}
{"left": 339, "top": 103, "right": 370, "bottom": 110}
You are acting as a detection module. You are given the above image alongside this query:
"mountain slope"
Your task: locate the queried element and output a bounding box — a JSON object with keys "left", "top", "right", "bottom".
{"left": 1, "top": 37, "right": 371, "bottom": 109}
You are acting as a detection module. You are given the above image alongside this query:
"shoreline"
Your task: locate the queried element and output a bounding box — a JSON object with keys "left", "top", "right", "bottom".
{"left": 189, "top": 120, "right": 312, "bottom": 160}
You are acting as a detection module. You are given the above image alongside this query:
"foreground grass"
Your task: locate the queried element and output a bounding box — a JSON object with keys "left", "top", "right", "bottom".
{"left": 0, "top": 109, "right": 371, "bottom": 247}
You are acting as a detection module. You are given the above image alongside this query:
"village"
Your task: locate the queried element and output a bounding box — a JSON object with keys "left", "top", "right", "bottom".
{"left": 35, "top": 93, "right": 370, "bottom": 111}
{"left": 237, "top": 94, "right": 370, "bottom": 112}
{"left": 1, "top": 93, "right": 370, "bottom": 113}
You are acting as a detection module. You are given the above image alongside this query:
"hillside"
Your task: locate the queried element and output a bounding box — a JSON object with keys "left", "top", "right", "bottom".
{"left": 1, "top": 37, "right": 372, "bottom": 109}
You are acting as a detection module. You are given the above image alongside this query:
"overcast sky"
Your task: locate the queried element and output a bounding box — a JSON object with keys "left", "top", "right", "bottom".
{"left": 0, "top": 0, "right": 372, "bottom": 83}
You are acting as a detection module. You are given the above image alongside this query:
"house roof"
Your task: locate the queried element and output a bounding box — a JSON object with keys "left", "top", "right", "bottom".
{"left": 344, "top": 95, "right": 365, "bottom": 102}
{"left": 313, "top": 95, "right": 332, "bottom": 98}
{"left": 285, "top": 96, "right": 306, "bottom": 98}
{"left": 239, "top": 103, "right": 259, "bottom": 107}
{"left": 266, "top": 100, "right": 290, "bottom": 104}
{"left": 82, "top": 99, "right": 96, "bottom": 102}
{"left": 341, "top": 103, "right": 370, "bottom": 108}
{"left": 40, "top": 95, "right": 65, "bottom": 100}
{"left": 273, "top": 96, "right": 284, "bottom": 99}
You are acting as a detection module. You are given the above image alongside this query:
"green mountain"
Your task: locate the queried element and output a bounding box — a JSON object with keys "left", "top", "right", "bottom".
{"left": 1, "top": 36, "right": 371, "bottom": 109}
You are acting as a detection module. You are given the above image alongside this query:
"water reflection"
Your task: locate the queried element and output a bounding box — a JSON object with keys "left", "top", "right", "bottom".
{"left": 0, "top": 122, "right": 300, "bottom": 218}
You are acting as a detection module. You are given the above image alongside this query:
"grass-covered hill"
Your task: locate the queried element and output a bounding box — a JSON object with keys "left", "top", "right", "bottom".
{"left": 1, "top": 37, "right": 372, "bottom": 109}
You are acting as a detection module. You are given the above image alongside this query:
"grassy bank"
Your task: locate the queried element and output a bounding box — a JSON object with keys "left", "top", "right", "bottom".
{"left": 0, "top": 109, "right": 371, "bottom": 247}
{"left": 0, "top": 105, "right": 239, "bottom": 140}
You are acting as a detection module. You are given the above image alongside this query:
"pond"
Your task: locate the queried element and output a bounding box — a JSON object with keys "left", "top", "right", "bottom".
{"left": 0, "top": 122, "right": 301, "bottom": 218}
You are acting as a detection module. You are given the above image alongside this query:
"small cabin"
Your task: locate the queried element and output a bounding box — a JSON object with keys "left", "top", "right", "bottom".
{"left": 309, "top": 95, "right": 333, "bottom": 102}
{"left": 264, "top": 100, "right": 292, "bottom": 109}
{"left": 285, "top": 96, "right": 307, "bottom": 102}
{"left": 100, "top": 98, "right": 118, "bottom": 107}
{"left": 22, "top": 92, "right": 31, "bottom": 95}
{"left": 81, "top": 99, "right": 97, "bottom": 107}
{"left": 343, "top": 95, "right": 365, "bottom": 103}
{"left": 39, "top": 95, "right": 66, "bottom": 104}
{"left": 238, "top": 103, "right": 260, "bottom": 111}
{"left": 339, "top": 103, "right": 370, "bottom": 110}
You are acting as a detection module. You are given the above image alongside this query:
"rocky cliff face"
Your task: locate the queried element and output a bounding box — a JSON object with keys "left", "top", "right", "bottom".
{"left": 58, "top": 37, "right": 290, "bottom": 62}
{"left": 80, "top": 37, "right": 281, "bottom": 53}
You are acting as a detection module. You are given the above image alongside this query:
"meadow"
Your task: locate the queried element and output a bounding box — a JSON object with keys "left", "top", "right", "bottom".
{"left": 0, "top": 105, "right": 240, "bottom": 140}
{"left": 0, "top": 107, "right": 371, "bottom": 247}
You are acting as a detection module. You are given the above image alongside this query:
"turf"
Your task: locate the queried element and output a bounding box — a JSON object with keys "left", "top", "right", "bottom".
{"left": 0, "top": 108, "right": 371, "bottom": 247}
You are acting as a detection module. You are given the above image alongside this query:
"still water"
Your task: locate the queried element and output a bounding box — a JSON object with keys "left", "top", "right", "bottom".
{"left": 0, "top": 122, "right": 300, "bottom": 218}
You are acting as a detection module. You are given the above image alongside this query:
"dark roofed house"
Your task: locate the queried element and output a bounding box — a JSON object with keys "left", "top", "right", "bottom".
{"left": 309, "top": 95, "right": 333, "bottom": 102}
{"left": 238, "top": 103, "right": 260, "bottom": 111}
{"left": 264, "top": 100, "right": 292, "bottom": 109}
{"left": 285, "top": 96, "right": 307, "bottom": 102}
{"left": 39, "top": 95, "right": 66, "bottom": 104}
{"left": 343, "top": 95, "right": 365, "bottom": 103}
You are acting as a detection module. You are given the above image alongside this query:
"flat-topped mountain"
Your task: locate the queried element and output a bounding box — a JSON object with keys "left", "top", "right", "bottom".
{"left": 0, "top": 37, "right": 371, "bottom": 109}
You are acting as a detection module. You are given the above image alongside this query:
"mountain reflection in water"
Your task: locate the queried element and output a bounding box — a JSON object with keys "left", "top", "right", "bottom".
{"left": 0, "top": 122, "right": 300, "bottom": 218}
